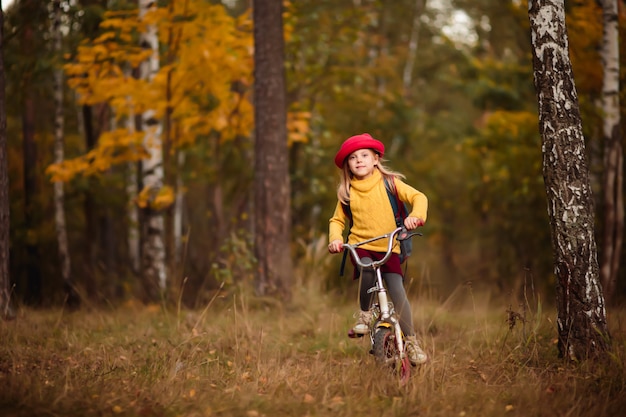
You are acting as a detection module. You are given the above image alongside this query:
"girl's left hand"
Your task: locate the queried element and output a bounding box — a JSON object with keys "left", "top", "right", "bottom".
{"left": 404, "top": 216, "right": 424, "bottom": 230}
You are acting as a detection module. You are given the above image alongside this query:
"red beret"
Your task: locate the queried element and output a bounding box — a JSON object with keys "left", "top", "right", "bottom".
{"left": 334, "top": 133, "right": 385, "bottom": 168}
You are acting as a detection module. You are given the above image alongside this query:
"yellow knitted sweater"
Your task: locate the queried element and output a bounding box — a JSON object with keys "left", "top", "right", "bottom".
{"left": 328, "top": 169, "right": 428, "bottom": 253}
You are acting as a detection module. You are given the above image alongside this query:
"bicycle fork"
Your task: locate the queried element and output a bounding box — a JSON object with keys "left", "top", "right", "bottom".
{"left": 370, "top": 269, "right": 405, "bottom": 359}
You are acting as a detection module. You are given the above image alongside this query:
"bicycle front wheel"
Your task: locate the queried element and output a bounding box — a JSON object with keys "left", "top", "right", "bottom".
{"left": 373, "top": 326, "right": 411, "bottom": 383}
{"left": 372, "top": 327, "right": 398, "bottom": 366}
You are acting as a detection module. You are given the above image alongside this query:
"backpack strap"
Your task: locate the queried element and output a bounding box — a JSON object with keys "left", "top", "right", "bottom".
{"left": 384, "top": 177, "right": 408, "bottom": 223}
{"left": 339, "top": 202, "right": 352, "bottom": 276}
{"left": 384, "top": 177, "right": 410, "bottom": 273}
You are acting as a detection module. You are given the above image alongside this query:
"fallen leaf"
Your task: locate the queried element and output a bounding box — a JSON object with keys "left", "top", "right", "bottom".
{"left": 328, "top": 395, "right": 344, "bottom": 409}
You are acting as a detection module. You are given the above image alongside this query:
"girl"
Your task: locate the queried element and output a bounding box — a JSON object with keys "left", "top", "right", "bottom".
{"left": 328, "top": 133, "right": 428, "bottom": 365}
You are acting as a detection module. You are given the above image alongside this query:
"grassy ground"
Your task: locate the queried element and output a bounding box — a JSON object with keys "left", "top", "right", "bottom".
{"left": 1, "top": 283, "right": 625, "bottom": 417}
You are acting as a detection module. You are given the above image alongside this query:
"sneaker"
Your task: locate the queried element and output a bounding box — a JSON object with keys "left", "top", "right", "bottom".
{"left": 405, "top": 335, "right": 428, "bottom": 365}
{"left": 352, "top": 310, "right": 372, "bottom": 335}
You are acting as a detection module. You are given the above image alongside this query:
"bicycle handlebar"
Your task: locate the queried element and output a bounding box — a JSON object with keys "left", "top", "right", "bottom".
{"left": 342, "top": 226, "right": 421, "bottom": 270}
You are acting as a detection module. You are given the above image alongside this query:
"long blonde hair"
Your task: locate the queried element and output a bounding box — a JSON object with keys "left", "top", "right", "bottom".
{"left": 336, "top": 158, "right": 405, "bottom": 205}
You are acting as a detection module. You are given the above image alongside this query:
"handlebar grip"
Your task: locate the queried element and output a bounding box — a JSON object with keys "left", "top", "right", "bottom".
{"left": 397, "top": 227, "right": 422, "bottom": 241}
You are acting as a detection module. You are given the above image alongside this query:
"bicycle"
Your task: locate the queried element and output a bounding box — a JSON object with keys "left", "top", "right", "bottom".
{"left": 341, "top": 226, "right": 422, "bottom": 384}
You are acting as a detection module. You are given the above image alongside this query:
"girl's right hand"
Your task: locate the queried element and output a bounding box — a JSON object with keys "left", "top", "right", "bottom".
{"left": 328, "top": 239, "right": 343, "bottom": 253}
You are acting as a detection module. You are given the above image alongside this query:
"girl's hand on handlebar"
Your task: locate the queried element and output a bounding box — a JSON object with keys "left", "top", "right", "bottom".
{"left": 404, "top": 216, "right": 424, "bottom": 230}
{"left": 328, "top": 239, "right": 343, "bottom": 253}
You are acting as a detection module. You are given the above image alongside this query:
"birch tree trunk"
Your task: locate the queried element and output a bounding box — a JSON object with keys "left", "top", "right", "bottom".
{"left": 127, "top": 124, "right": 140, "bottom": 275}
{"left": 52, "top": 0, "right": 79, "bottom": 308}
{"left": 402, "top": 0, "right": 426, "bottom": 94}
{"left": 0, "top": 5, "right": 15, "bottom": 320}
{"left": 174, "top": 151, "right": 185, "bottom": 264}
{"left": 598, "top": 0, "right": 622, "bottom": 303}
{"left": 139, "top": 0, "right": 167, "bottom": 301}
{"left": 125, "top": 67, "right": 140, "bottom": 276}
{"left": 253, "top": 0, "right": 293, "bottom": 300}
{"left": 528, "top": 0, "right": 610, "bottom": 360}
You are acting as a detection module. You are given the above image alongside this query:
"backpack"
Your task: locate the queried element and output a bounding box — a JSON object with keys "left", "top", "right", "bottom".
{"left": 339, "top": 177, "right": 412, "bottom": 276}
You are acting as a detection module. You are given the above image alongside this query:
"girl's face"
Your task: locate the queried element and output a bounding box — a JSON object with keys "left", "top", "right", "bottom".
{"left": 347, "top": 148, "right": 379, "bottom": 180}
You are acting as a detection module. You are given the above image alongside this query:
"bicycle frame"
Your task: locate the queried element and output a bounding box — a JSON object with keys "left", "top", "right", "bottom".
{"left": 367, "top": 264, "right": 406, "bottom": 360}
{"left": 342, "top": 226, "right": 421, "bottom": 369}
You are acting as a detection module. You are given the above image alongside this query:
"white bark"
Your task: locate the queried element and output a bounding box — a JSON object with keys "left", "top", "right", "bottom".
{"left": 528, "top": 0, "right": 610, "bottom": 360}
{"left": 124, "top": 68, "right": 140, "bottom": 274}
{"left": 52, "top": 0, "right": 72, "bottom": 296}
{"left": 402, "top": 0, "right": 426, "bottom": 93}
{"left": 139, "top": 0, "right": 167, "bottom": 295}
{"left": 126, "top": 137, "right": 140, "bottom": 274}
{"left": 174, "top": 151, "right": 185, "bottom": 263}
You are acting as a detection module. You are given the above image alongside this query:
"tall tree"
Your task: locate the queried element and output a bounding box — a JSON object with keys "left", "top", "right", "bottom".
{"left": 139, "top": 0, "right": 167, "bottom": 301}
{"left": 528, "top": 0, "right": 610, "bottom": 360}
{"left": 0, "top": 4, "right": 15, "bottom": 320}
{"left": 598, "top": 0, "right": 622, "bottom": 303}
{"left": 253, "top": 0, "right": 293, "bottom": 299}
{"left": 20, "top": 0, "right": 41, "bottom": 305}
{"left": 52, "top": 0, "right": 79, "bottom": 308}
{"left": 402, "top": 0, "right": 427, "bottom": 95}
{"left": 76, "top": 0, "right": 107, "bottom": 300}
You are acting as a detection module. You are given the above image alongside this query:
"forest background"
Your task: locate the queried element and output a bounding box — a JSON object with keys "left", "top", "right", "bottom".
{"left": 3, "top": 0, "right": 626, "bottom": 310}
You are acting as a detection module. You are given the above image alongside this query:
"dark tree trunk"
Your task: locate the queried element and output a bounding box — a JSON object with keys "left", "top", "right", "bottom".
{"left": 82, "top": 104, "right": 98, "bottom": 299}
{"left": 0, "top": 5, "right": 15, "bottom": 320}
{"left": 253, "top": 0, "right": 293, "bottom": 300}
{"left": 528, "top": 0, "right": 610, "bottom": 360}
{"left": 20, "top": 1, "right": 41, "bottom": 305}
{"left": 598, "top": 0, "right": 623, "bottom": 304}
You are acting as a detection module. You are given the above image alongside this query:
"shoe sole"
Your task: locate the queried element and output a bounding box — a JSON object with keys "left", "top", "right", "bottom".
{"left": 347, "top": 329, "right": 369, "bottom": 338}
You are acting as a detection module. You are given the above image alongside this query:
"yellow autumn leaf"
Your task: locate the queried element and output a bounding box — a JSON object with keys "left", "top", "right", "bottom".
{"left": 56, "top": 0, "right": 254, "bottom": 182}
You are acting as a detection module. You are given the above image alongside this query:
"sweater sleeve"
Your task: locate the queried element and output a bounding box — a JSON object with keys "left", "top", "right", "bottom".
{"left": 394, "top": 178, "right": 428, "bottom": 222}
{"left": 329, "top": 201, "right": 348, "bottom": 243}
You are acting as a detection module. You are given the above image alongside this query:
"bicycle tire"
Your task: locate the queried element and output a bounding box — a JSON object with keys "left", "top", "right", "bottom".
{"left": 373, "top": 327, "right": 411, "bottom": 383}
{"left": 372, "top": 327, "right": 397, "bottom": 366}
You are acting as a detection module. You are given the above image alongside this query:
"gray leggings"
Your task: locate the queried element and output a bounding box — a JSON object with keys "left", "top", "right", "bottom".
{"left": 358, "top": 257, "right": 415, "bottom": 337}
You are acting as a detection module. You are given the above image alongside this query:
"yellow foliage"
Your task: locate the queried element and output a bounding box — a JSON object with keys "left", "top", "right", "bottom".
{"left": 137, "top": 184, "right": 175, "bottom": 211}
{"left": 567, "top": 0, "right": 602, "bottom": 94}
{"left": 287, "top": 111, "right": 312, "bottom": 145}
{"left": 483, "top": 110, "right": 537, "bottom": 139}
{"left": 57, "top": 0, "right": 254, "bottom": 182}
{"left": 46, "top": 130, "right": 148, "bottom": 181}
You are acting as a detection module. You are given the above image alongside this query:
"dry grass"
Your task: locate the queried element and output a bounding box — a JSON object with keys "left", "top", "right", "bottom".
{"left": 1, "top": 282, "right": 625, "bottom": 417}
